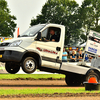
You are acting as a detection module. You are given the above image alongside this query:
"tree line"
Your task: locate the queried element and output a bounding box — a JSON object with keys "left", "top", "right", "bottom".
{"left": 30, "top": 0, "right": 100, "bottom": 45}
{"left": 0, "top": 0, "right": 16, "bottom": 37}
{"left": 1, "top": 0, "right": 100, "bottom": 45}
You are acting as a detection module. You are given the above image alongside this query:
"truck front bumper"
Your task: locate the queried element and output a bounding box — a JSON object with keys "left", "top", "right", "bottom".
{"left": 0, "top": 47, "right": 26, "bottom": 62}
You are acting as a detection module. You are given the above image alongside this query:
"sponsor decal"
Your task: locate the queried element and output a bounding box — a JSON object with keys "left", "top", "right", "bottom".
{"left": 93, "top": 33, "right": 100, "bottom": 39}
{"left": 0, "top": 48, "right": 4, "bottom": 50}
{"left": 88, "top": 47, "right": 97, "bottom": 53}
{"left": 37, "top": 47, "right": 57, "bottom": 54}
{"left": 90, "top": 43, "right": 98, "bottom": 47}
{"left": 37, "top": 47, "right": 42, "bottom": 51}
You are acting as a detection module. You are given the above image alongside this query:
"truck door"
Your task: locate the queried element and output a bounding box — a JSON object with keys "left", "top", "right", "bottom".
{"left": 36, "top": 26, "right": 64, "bottom": 69}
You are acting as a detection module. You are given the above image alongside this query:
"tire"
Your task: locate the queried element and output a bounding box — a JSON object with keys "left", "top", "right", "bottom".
{"left": 22, "top": 57, "right": 37, "bottom": 74}
{"left": 5, "top": 62, "right": 20, "bottom": 74}
{"left": 65, "top": 75, "right": 82, "bottom": 86}
{"left": 85, "top": 71, "right": 99, "bottom": 82}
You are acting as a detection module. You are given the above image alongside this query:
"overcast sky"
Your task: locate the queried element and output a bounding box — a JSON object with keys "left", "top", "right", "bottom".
{"left": 6, "top": 0, "right": 83, "bottom": 38}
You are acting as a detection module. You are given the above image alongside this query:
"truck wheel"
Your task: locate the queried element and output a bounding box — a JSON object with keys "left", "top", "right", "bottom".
{"left": 65, "top": 75, "right": 81, "bottom": 86}
{"left": 22, "top": 57, "right": 37, "bottom": 74}
{"left": 85, "top": 71, "right": 99, "bottom": 82}
{"left": 5, "top": 62, "right": 20, "bottom": 74}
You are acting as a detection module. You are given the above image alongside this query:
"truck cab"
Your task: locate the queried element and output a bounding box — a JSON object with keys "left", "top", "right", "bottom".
{"left": 0, "top": 23, "right": 65, "bottom": 74}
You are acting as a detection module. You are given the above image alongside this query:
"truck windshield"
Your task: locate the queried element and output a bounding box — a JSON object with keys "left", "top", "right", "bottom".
{"left": 20, "top": 25, "right": 45, "bottom": 37}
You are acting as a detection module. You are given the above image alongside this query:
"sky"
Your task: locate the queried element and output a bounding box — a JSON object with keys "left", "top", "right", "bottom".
{"left": 6, "top": 0, "right": 83, "bottom": 38}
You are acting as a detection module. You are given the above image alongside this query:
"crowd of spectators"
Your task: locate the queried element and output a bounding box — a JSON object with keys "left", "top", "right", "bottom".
{"left": 62, "top": 47, "right": 94, "bottom": 62}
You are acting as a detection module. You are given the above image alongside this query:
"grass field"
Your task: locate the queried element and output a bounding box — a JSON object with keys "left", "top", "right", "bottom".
{"left": 0, "top": 74, "right": 99, "bottom": 96}
{"left": 0, "top": 74, "right": 65, "bottom": 79}
{"left": 0, "top": 88, "right": 99, "bottom": 96}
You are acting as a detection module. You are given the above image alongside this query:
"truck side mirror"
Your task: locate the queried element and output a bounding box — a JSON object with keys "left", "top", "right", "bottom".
{"left": 35, "top": 32, "right": 41, "bottom": 41}
{"left": 18, "top": 35, "right": 20, "bottom": 37}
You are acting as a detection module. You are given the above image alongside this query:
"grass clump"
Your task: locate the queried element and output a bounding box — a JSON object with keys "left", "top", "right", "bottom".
{"left": 0, "top": 74, "right": 65, "bottom": 80}
{"left": 0, "top": 88, "right": 99, "bottom": 95}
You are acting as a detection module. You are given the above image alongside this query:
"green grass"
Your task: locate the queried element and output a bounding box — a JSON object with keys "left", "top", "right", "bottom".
{"left": 0, "top": 88, "right": 99, "bottom": 95}
{"left": 0, "top": 74, "right": 99, "bottom": 96}
{"left": 0, "top": 74, "right": 65, "bottom": 80}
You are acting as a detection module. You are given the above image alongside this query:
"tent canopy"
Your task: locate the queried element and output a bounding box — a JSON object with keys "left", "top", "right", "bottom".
{"left": 80, "top": 42, "right": 86, "bottom": 47}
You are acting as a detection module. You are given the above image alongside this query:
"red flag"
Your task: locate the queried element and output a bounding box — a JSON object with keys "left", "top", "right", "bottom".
{"left": 17, "top": 27, "right": 19, "bottom": 37}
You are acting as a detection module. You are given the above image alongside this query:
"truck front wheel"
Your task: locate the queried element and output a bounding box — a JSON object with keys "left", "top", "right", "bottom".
{"left": 5, "top": 62, "right": 20, "bottom": 74}
{"left": 22, "top": 57, "right": 37, "bottom": 74}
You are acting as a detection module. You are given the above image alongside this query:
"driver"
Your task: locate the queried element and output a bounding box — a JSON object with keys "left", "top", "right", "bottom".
{"left": 49, "top": 29, "right": 57, "bottom": 42}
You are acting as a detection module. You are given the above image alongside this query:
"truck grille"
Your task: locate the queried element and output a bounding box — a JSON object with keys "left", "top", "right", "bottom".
{"left": 0, "top": 43, "right": 9, "bottom": 47}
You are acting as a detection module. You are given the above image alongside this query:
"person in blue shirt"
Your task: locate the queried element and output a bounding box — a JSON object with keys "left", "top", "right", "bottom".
{"left": 85, "top": 54, "right": 89, "bottom": 62}
{"left": 62, "top": 48, "right": 68, "bottom": 62}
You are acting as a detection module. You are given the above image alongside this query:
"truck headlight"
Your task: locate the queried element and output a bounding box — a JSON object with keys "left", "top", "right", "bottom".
{"left": 8, "top": 40, "right": 22, "bottom": 47}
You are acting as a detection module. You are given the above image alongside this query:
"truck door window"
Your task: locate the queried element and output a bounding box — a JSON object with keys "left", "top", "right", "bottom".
{"left": 41, "top": 27, "right": 61, "bottom": 42}
{"left": 41, "top": 28, "right": 48, "bottom": 41}
{"left": 48, "top": 27, "right": 61, "bottom": 42}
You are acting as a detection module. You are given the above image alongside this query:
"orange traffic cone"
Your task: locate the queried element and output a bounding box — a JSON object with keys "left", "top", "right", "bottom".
{"left": 88, "top": 77, "right": 98, "bottom": 83}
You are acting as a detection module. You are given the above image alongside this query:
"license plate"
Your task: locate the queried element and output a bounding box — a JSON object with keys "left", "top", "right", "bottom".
{"left": 0, "top": 55, "right": 2, "bottom": 58}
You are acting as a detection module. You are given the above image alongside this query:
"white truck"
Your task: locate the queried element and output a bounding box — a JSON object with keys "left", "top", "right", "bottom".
{"left": 0, "top": 23, "right": 100, "bottom": 86}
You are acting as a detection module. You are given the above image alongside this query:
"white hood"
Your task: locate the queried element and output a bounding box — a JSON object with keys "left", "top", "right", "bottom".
{"left": 2, "top": 37, "right": 35, "bottom": 43}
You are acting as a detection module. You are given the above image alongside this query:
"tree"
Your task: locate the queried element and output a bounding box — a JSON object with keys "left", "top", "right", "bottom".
{"left": 0, "top": 0, "right": 17, "bottom": 37}
{"left": 80, "top": 0, "right": 100, "bottom": 40}
{"left": 30, "top": 0, "right": 83, "bottom": 45}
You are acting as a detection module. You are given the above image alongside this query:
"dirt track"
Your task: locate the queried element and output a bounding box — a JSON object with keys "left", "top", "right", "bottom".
{"left": 0, "top": 80, "right": 84, "bottom": 89}
{"left": 0, "top": 97, "right": 100, "bottom": 100}
{"left": 0, "top": 80, "right": 100, "bottom": 100}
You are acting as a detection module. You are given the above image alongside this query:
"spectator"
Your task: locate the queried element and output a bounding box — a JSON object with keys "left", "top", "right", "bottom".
{"left": 85, "top": 54, "right": 89, "bottom": 62}
{"left": 88, "top": 55, "right": 93, "bottom": 62}
{"left": 70, "top": 50, "right": 77, "bottom": 62}
{"left": 78, "top": 50, "right": 84, "bottom": 61}
{"left": 62, "top": 48, "right": 68, "bottom": 62}
{"left": 69, "top": 50, "right": 72, "bottom": 55}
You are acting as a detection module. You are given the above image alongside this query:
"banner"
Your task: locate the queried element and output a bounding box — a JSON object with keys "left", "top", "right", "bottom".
{"left": 0, "top": 37, "right": 12, "bottom": 42}
{"left": 85, "top": 30, "right": 100, "bottom": 56}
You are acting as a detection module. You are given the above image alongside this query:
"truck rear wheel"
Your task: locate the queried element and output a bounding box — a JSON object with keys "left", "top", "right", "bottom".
{"left": 22, "top": 57, "right": 37, "bottom": 74}
{"left": 85, "top": 71, "right": 99, "bottom": 82}
{"left": 5, "top": 62, "right": 20, "bottom": 74}
{"left": 65, "top": 75, "right": 82, "bottom": 86}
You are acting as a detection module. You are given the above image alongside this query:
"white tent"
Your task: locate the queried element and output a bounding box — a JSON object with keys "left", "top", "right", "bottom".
{"left": 80, "top": 42, "right": 86, "bottom": 47}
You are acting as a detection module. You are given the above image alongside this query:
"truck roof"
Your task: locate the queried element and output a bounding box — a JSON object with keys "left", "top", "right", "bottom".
{"left": 46, "top": 23, "right": 65, "bottom": 27}
{"left": 37, "top": 23, "right": 65, "bottom": 28}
